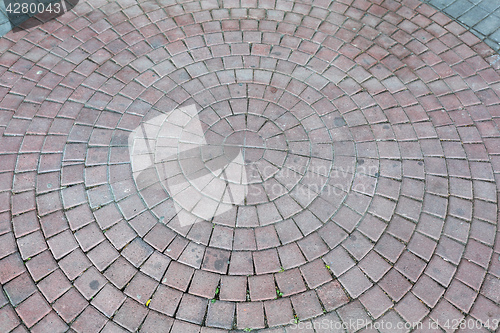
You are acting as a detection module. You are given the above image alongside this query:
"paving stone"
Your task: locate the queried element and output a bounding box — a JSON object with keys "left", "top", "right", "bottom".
{"left": 359, "top": 285, "right": 393, "bottom": 319}
{"left": 237, "top": 302, "right": 265, "bottom": 330}
{"left": 299, "top": 259, "right": 332, "bottom": 289}
{"left": 113, "top": 298, "right": 149, "bottom": 332}
{"left": 412, "top": 274, "right": 446, "bottom": 308}
{"left": 337, "top": 301, "right": 372, "bottom": 333}
{"left": 480, "top": 274, "right": 500, "bottom": 304}
{"left": 91, "top": 283, "right": 126, "bottom": 318}
{"left": 323, "top": 246, "right": 355, "bottom": 277}
{"left": 162, "top": 261, "right": 194, "bottom": 292}
{"left": 17, "top": 230, "right": 47, "bottom": 260}
{"left": 52, "top": 288, "right": 88, "bottom": 323}
{"left": 74, "top": 267, "right": 107, "bottom": 300}
{"left": 290, "top": 291, "right": 324, "bottom": 321}
{"left": 149, "top": 284, "right": 183, "bottom": 317}
{"left": 0, "top": 253, "right": 24, "bottom": 285}
{"left": 358, "top": 251, "right": 392, "bottom": 282}
{"left": 277, "top": 243, "right": 307, "bottom": 270}
{"left": 121, "top": 238, "right": 154, "bottom": 268}
{"left": 124, "top": 272, "right": 159, "bottom": 305}
{"left": 103, "top": 256, "right": 137, "bottom": 289}
{"left": 170, "top": 320, "right": 201, "bottom": 333}
{"left": 429, "top": 299, "right": 465, "bottom": 333}
{"left": 205, "top": 301, "right": 235, "bottom": 329}
{"left": 37, "top": 269, "right": 72, "bottom": 303}
{"left": 30, "top": 311, "right": 68, "bottom": 333}
{"left": 455, "top": 259, "right": 486, "bottom": 291}
{"left": 379, "top": 269, "right": 413, "bottom": 302}
{"left": 253, "top": 248, "right": 281, "bottom": 274}
{"left": 425, "top": 255, "right": 457, "bottom": 287}
{"left": 46, "top": 230, "right": 78, "bottom": 260}
{"left": 444, "top": 279, "right": 478, "bottom": 313}
{"left": 395, "top": 292, "right": 430, "bottom": 323}
{"left": 0, "top": 305, "right": 20, "bottom": 332}
{"left": 87, "top": 241, "right": 119, "bottom": 272}
{"left": 275, "top": 268, "right": 306, "bottom": 297}
{"left": 3, "top": 272, "right": 36, "bottom": 306}
{"left": 395, "top": 251, "right": 427, "bottom": 282}
{"left": 317, "top": 280, "right": 349, "bottom": 311}
{"left": 470, "top": 295, "right": 500, "bottom": 328}
{"left": 176, "top": 294, "right": 208, "bottom": 325}
{"left": 264, "top": 298, "right": 294, "bottom": 327}
{"left": 70, "top": 305, "right": 108, "bottom": 333}
{"left": 189, "top": 270, "right": 220, "bottom": 299}
{"left": 249, "top": 274, "right": 276, "bottom": 301}
{"left": 219, "top": 275, "right": 247, "bottom": 302}
{"left": 15, "top": 292, "right": 51, "bottom": 328}
{"left": 140, "top": 311, "right": 174, "bottom": 333}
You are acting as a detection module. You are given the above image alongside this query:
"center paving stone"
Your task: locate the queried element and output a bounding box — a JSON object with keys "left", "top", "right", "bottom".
{"left": 0, "top": 0, "right": 499, "bottom": 332}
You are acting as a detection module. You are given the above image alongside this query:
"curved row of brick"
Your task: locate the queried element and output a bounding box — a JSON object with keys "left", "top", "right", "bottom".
{"left": 0, "top": 0, "right": 499, "bottom": 332}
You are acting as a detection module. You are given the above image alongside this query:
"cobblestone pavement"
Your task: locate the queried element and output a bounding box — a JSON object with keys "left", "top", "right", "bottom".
{"left": 0, "top": 0, "right": 500, "bottom": 332}
{"left": 422, "top": 0, "right": 500, "bottom": 52}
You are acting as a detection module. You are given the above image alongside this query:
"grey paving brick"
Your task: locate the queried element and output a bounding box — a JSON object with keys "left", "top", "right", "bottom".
{"left": 474, "top": 14, "right": 500, "bottom": 35}
{"left": 484, "top": 37, "right": 500, "bottom": 50}
{"left": 0, "top": 21, "right": 10, "bottom": 37}
{"left": 0, "top": 1, "right": 8, "bottom": 25}
{"left": 491, "top": 28, "right": 500, "bottom": 43}
{"left": 478, "top": 0, "right": 500, "bottom": 12}
{"left": 0, "top": 13, "right": 8, "bottom": 25}
{"left": 430, "top": 0, "right": 453, "bottom": 10}
{"left": 444, "top": 0, "right": 475, "bottom": 17}
{"left": 459, "top": 6, "right": 490, "bottom": 26}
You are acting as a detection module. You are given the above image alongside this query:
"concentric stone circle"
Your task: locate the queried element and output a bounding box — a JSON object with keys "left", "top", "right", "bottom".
{"left": 0, "top": 0, "right": 499, "bottom": 332}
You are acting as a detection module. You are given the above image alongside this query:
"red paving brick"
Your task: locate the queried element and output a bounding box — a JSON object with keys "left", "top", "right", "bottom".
{"left": 0, "top": 0, "right": 499, "bottom": 331}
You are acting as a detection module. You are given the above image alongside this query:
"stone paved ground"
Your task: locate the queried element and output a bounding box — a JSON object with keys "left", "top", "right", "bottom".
{"left": 422, "top": 0, "right": 500, "bottom": 52}
{"left": 0, "top": 0, "right": 500, "bottom": 332}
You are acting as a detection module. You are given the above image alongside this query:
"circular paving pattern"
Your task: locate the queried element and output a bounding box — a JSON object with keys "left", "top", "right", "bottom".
{"left": 0, "top": 0, "right": 499, "bottom": 332}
